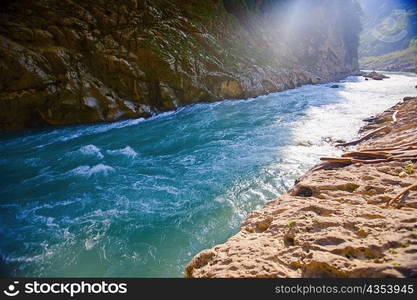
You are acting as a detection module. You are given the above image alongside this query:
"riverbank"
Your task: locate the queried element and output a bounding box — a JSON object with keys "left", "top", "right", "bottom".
{"left": 2, "top": 73, "right": 415, "bottom": 277}
{"left": 186, "top": 95, "right": 417, "bottom": 278}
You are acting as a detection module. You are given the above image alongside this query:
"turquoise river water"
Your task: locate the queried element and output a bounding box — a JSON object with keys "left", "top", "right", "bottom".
{"left": 1, "top": 72, "right": 416, "bottom": 277}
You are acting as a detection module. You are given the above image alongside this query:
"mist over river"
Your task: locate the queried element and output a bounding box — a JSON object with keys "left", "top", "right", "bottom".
{"left": 1, "top": 72, "right": 416, "bottom": 277}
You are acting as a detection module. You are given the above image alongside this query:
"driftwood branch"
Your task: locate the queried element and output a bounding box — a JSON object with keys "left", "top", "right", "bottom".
{"left": 312, "top": 162, "right": 350, "bottom": 171}
{"left": 320, "top": 157, "right": 352, "bottom": 163}
{"left": 392, "top": 110, "right": 398, "bottom": 123}
{"left": 386, "top": 141, "right": 417, "bottom": 149}
{"left": 342, "top": 151, "right": 389, "bottom": 159}
{"left": 336, "top": 126, "right": 389, "bottom": 147}
{"left": 319, "top": 156, "right": 416, "bottom": 166}
{"left": 399, "top": 190, "right": 410, "bottom": 204}
{"left": 318, "top": 145, "right": 417, "bottom": 170}
{"left": 351, "top": 158, "right": 393, "bottom": 164}
{"left": 386, "top": 183, "right": 417, "bottom": 207}
{"left": 319, "top": 157, "right": 394, "bottom": 165}
{"left": 361, "top": 144, "right": 417, "bottom": 152}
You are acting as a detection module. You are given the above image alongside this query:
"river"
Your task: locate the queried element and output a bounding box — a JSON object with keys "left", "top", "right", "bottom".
{"left": 0, "top": 72, "right": 416, "bottom": 277}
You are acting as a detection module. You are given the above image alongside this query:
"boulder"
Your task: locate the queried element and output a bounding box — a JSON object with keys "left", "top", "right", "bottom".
{"left": 362, "top": 71, "right": 390, "bottom": 81}
{"left": 363, "top": 116, "right": 378, "bottom": 122}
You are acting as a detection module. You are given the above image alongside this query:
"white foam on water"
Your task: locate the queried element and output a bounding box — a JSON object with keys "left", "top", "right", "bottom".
{"left": 287, "top": 73, "right": 417, "bottom": 168}
{"left": 69, "top": 164, "right": 115, "bottom": 178}
{"left": 2, "top": 71, "right": 416, "bottom": 278}
{"left": 222, "top": 72, "right": 417, "bottom": 226}
{"left": 107, "top": 146, "right": 138, "bottom": 158}
{"left": 79, "top": 144, "right": 104, "bottom": 159}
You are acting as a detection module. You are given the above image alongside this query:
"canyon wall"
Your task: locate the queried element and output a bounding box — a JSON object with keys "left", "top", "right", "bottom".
{"left": 0, "top": 0, "right": 361, "bottom": 130}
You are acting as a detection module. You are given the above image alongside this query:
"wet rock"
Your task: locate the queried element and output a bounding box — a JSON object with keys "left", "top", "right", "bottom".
{"left": 362, "top": 71, "right": 390, "bottom": 81}
{"left": 322, "top": 136, "right": 346, "bottom": 144}
{"left": 363, "top": 116, "right": 378, "bottom": 123}
{"left": 331, "top": 84, "right": 340, "bottom": 88}
{"left": 296, "top": 140, "right": 314, "bottom": 147}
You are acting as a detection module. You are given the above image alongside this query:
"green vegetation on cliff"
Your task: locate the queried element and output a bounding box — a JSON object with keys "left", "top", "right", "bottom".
{"left": 360, "top": 39, "right": 417, "bottom": 72}
{"left": 0, "top": 0, "right": 361, "bottom": 130}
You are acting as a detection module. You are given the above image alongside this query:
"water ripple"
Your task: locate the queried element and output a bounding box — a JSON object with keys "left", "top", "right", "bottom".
{"left": 0, "top": 72, "right": 416, "bottom": 277}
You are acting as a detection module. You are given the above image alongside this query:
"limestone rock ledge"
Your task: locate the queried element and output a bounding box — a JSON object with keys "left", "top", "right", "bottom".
{"left": 185, "top": 97, "right": 417, "bottom": 278}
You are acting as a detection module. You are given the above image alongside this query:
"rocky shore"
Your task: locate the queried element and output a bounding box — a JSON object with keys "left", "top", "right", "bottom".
{"left": 186, "top": 96, "right": 417, "bottom": 278}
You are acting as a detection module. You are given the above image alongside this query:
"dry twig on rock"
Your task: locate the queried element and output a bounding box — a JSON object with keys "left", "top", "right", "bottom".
{"left": 386, "top": 182, "right": 417, "bottom": 207}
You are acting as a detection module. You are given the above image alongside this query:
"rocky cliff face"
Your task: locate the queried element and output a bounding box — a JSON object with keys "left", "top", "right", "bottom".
{"left": 0, "top": 0, "right": 361, "bottom": 131}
